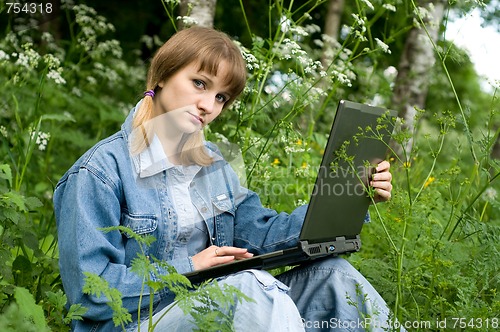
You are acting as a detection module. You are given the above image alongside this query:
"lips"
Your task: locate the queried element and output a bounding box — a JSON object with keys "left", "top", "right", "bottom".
{"left": 188, "top": 112, "right": 204, "bottom": 124}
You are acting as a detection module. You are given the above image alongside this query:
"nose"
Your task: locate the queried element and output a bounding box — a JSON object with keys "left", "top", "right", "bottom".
{"left": 197, "top": 93, "right": 216, "bottom": 115}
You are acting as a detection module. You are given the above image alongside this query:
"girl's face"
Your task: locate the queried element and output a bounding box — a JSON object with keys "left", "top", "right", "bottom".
{"left": 153, "top": 61, "right": 232, "bottom": 135}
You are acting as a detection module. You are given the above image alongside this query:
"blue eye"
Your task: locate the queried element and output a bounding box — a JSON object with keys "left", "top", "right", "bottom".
{"left": 193, "top": 79, "right": 205, "bottom": 89}
{"left": 216, "top": 94, "right": 228, "bottom": 103}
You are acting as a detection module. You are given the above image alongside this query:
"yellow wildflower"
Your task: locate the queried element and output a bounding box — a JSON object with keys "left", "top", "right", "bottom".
{"left": 272, "top": 158, "right": 280, "bottom": 166}
{"left": 424, "top": 176, "right": 435, "bottom": 188}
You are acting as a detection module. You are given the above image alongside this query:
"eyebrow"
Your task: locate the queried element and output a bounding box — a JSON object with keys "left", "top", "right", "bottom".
{"left": 198, "top": 72, "right": 231, "bottom": 97}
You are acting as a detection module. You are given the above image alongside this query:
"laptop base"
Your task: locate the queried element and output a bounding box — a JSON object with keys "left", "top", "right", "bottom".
{"left": 185, "top": 236, "right": 361, "bottom": 284}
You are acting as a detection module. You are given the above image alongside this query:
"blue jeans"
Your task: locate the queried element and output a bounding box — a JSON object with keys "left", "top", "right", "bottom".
{"left": 134, "top": 257, "right": 400, "bottom": 331}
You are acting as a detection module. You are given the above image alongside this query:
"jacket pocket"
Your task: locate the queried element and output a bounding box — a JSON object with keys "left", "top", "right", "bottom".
{"left": 122, "top": 212, "right": 158, "bottom": 237}
{"left": 212, "top": 193, "right": 235, "bottom": 216}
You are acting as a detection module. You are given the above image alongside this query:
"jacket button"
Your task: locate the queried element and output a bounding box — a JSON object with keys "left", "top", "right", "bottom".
{"left": 201, "top": 206, "right": 208, "bottom": 213}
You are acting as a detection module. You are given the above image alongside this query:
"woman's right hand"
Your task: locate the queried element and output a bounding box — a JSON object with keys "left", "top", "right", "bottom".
{"left": 191, "top": 245, "right": 254, "bottom": 270}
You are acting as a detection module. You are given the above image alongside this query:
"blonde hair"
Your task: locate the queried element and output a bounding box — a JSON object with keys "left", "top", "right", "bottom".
{"left": 131, "top": 27, "right": 247, "bottom": 165}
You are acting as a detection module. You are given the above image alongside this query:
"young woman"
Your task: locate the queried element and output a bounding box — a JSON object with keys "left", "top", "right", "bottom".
{"left": 54, "top": 27, "right": 397, "bottom": 331}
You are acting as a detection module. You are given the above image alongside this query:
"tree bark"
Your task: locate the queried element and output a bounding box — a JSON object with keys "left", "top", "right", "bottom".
{"left": 321, "top": 0, "right": 345, "bottom": 68}
{"left": 390, "top": 0, "right": 448, "bottom": 158}
{"left": 179, "top": 0, "right": 217, "bottom": 29}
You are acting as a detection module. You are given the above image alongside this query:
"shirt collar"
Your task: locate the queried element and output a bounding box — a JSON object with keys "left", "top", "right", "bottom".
{"left": 133, "top": 134, "right": 174, "bottom": 178}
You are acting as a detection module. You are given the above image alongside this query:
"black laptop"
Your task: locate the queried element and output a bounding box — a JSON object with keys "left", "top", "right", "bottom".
{"left": 185, "top": 100, "right": 398, "bottom": 283}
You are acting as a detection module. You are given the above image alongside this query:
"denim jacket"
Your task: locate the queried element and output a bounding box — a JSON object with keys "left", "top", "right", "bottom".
{"left": 53, "top": 102, "right": 307, "bottom": 331}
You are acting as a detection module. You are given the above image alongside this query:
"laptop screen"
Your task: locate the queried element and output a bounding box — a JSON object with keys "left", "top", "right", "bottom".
{"left": 299, "top": 100, "right": 397, "bottom": 243}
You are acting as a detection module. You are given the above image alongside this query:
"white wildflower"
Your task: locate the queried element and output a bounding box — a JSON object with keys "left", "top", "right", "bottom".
{"left": 383, "top": 66, "right": 398, "bottom": 80}
{"left": 383, "top": 4, "right": 396, "bottom": 12}
{"left": 140, "top": 35, "right": 153, "bottom": 50}
{"left": 15, "top": 44, "right": 41, "bottom": 69}
{"left": 176, "top": 16, "right": 198, "bottom": 27}
{"left": 282, "top": 91, "right": 291, "bottom": 102}
{"left": 280, "top": 16, "right": 292, "bottom": 33}
{"left": 72, "top": 87, "right": 82, "bottom": 97}
{"left": 5, "top": 31, "right": 18, "bottom": 45}
{"left": 82, "top": 26, "right": 95, "bottom": 37}
{"left": 31, "top": 131, "right": 51, "bottom": 151}
{"left": 304, "top": 24, "right": 321, "bottom": 35}
{"left": 361, "top": 0, "right": 374, "bottom": 11}
{"left": 0, "top": 126, "right": 7, "bottom": 138}
{"left": 375, "top": 38, "right": 391, "bottom": 54}
{"left": 86, "top": 76, "right": 97, "bottom": 85}
{"left": 41, "top": 32, "right": 55, "bottom": 44}
{"left": 482, "top": 187, "right": 498, "bottom": 203}
{"left": 351, "top": 14, "right": 366, "bottom": 29}
{"left": 104, "top": 68, "right": 119, "bottom": 82}
{"left": 240, "top": 49, "right": 260, "bottom": 71}
{"left": 354, "top": 30, "right": 367, "bottom": 41}
{"left": 43, "top": 53, "right": 61, "bottom": 69}
{"left": 47, "top": 69, "right": 66, "bottom": 85}
{"left": 290, "top": 25, "right": 309, "bottom": 37}
{"left": 295, "top": 199, "right": 308, "bottom": 207}
{"left": 313, "top": 39, "right": 324, "bottom": 48}
{"left": 284, "top": 144, "right": 305, "bottom": 154}
{"left": 0, "top": 50, "right": 10, "bottom": 61}
{"left": 264, "top": 85, "right": 275, "bottom": 95}
{"left": 297, "top": 55, "right": 309, "bottom": 66}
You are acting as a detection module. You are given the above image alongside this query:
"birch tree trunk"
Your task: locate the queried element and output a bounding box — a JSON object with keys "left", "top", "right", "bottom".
{"left": 391, "top": 0, "right": 447, "bottom": 158}
{"left": 179, "top": 0, "right": 217, "bottom": 29}
{"left": 321, "top": 0, "right": 345, "bottom": 68}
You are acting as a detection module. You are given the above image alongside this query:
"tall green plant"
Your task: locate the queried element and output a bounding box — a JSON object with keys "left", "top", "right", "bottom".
{"left": 82, "top": 226, "right": 252, "bottom": 331}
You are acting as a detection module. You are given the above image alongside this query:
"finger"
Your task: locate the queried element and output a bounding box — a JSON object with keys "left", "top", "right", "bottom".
{"left": 234, "top": 252, "right": 254, "bottom": 260}
{"left": 376, "top": 160, "right": 391, "bottom": 172}
{"left": 217, "top": 246, "right": 250, "bottom": 257}
{"left": 371, "top": 180, "right": 393, "bottom": 191}
{"left": 374, "top": 188, "right": 391, "bottom": 201}
{"left": 371, "top": 171, "right": 392, "bottom": 182}
{"left": 212, "top": 255, "right": 236, "bottom": 266}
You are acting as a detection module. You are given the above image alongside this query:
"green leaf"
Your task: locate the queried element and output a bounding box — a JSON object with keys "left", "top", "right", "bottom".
{"left": 0, "top": 164, "right": 12, "bottom": 188}
{"left": 2, "top": 208, "right": 22, "bottom": 224}
{"left": 13, "top": 287, "right": 50, "bottom": 332}
{"left": 12, "top": 255, "right": 33, "bottom": 287}
{"left": 63, "top": 303, "right": 88, "bottom": 324}
{"left": 41, "top": 113, "right": 76, "bottom": 123}
{"left": 25, "top": 196, "right": 43, "bottom": 210}
{"left": 2, "top": 191, "right": 27, "bottom": 211}
{"left": 45, "top": 290, "right": 68, "bottom": 311}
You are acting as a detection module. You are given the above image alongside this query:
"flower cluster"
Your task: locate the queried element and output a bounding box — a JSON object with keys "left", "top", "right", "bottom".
{"left": 0, "top": 126, "right": 7, "bottom": 138}
{"left": 30, "top": 130, "right": 51, "bottom": 151}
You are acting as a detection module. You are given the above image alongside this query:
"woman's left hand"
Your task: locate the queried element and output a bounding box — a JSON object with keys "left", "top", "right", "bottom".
{"left": 370, "top": 160, "right": 393, "bottom": 203}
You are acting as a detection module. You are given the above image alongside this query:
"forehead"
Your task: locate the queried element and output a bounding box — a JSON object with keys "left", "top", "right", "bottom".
{"left": 187, "top": 60, "right": 232, "bottom": 88}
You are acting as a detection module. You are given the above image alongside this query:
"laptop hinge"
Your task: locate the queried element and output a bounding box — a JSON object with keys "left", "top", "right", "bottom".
{"left": 300, "top": 235, "right": 361, "bottom": 258}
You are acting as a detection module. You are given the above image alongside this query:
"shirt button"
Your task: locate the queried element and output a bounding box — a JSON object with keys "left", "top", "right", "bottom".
{"left": 201, "top": 206, "right": 208, "bottom": 213}
{"left": 190, "top": 181, "right": 195, "bottom": 187}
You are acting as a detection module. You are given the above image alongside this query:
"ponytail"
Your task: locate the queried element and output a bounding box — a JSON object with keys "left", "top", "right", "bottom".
{"left": 130, "top": 92, "right": 155, "bottom": 156}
